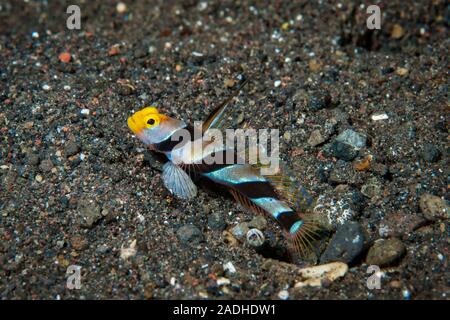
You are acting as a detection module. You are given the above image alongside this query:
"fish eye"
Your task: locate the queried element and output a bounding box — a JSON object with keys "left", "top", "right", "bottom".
{"left": 145, "top": 115, "right": 159, "bottom": 128}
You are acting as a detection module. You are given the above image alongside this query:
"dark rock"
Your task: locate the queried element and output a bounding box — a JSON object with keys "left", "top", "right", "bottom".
{"left": 64, "top": 141, "right": 80, "bottom": 157}
{"left": 308, "top": 93, "right": 331, "bottom": 111}
{"left": 134, "top": 47, "right": 147, "bottom": 59}
{"left": 336, "top": 129, "right": 367, "bottom": 149}
{"left": 77, "top": 197, "right": 102, "bottom": 228}
{"left": 207, "top": 212, "right": 227, "bottom": 231}
{"left": 421, "top": 143, "right": 440, "bottom": 162}
{"left": 27, "top": 153, "right": 40, "bottom": 166}
{"left": 381, "top": 66, "right": 395, "bottom": 75}
{"left": 324, "top": 141, "right": 359, "bottom": 161}
{"left": 366, "top": 238, "right": 406, "bottom": 267}
{"left": 39, "top": 159, "right": 53, "bottom": 173}
{"left": 320, "top": 221, "right": 366, "bottom": 264}
{"left": 176, "top": 224, "right": 203, "bottom": 244}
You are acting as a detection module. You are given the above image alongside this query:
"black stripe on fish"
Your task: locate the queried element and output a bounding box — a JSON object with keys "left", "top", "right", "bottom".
{"left": 154, "top": 125, "right": 196, "bottom": 152}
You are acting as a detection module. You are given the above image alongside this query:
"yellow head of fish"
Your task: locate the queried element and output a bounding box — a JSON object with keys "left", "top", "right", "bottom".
{"left": 127, "top": 106, "right": 185, "bottom": 145}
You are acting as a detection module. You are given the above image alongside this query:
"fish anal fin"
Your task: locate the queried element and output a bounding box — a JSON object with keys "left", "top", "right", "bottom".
{"left": 229, "top": 189, "right": 266, "bottom": 216}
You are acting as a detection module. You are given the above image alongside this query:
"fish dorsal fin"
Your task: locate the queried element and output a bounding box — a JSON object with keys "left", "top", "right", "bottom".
{"left": 202, "top": 78, "right": 248, "bottom": 133}
{"left": 161, "top": 162, "right": 197, "bottom": 199}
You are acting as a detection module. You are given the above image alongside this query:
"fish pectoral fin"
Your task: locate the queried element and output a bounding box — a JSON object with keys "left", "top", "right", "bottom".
{"left": 162, "top": 162, "right": 197, "bottom": 200}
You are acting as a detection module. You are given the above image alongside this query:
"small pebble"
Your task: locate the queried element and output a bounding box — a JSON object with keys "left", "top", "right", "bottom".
{"left": 336, "top": 129, "right": 367, "bottom": 150}
{"left": 366, "top": 238, "right": 406, "bottom": 267}
{"left": 231, "top": 222, "right": 249, "bottom": 240}
{"left": 283, "top": 131, "right": 291, "bottom": 142}
{"left": 176, "top": 224, "right": 203, "bottom": 244}
{"left": 371, "top": 113, "right": 389, "bottom": 121}
{"left": 116, "top": 2, "right": 127, "bottom": 13}
{"left": 223, "top": 78, "right": 236, "bottom": 88}
{"left": 395, "top": 67, "right": 409, "bottom": 76}
{"left": 223, "top": 261, "right": 236, "bottom": 274}
{"left": 402, "top": 289, "right": 411, "bottom": 300}
{"left": 64, "top": 141, "right": 80, "bottom": 157}
{"left": 216, "top": 277, "right": 230, "bottom": 286}
{"left": 324, "top": 141, "right": 359, "bottom": 161}
{"left": 391, "top": 24, "right": 405, "bottom": 39}
{"left": 274, "top": 80, "right": 282, "bottom": 87}
{"left": 419, "top": 193, "right": 449, "bottom": 221}
{"left": 120, "top": 239, "right": 137, "bottom": 260}
{"left": 58, "top": 52, "right": 71, "bottom": 63}
{"left": 108, "top": 45, "right": 121, "bottom": 56}
{"left": 35, "top": 174, "right": 43, "bottom": 182}
{"left": 77, "top": 196, "right": 102, "bottom": 228}
{"left": 308, "top": 59, "right": 322, "bottom": 72}
{"left": 308, "top": 129, "right": 326, "bottom": 147}
{"left": 353, "top": 155, "right": 372, "bottom": 171}
{"left": 39, "top": 159, "right": 53, "bottom": 173}
{"left": 207, "top": 212, "right": 227, "bottom": 231}
{"left": 42, "top": 84, "right": 51, "bottom": 91}
{"left": 277, "top": 290, "right": 289, "bottom": 300}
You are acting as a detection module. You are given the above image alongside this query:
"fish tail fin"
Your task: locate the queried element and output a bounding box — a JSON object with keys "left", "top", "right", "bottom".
{"left": 284, "top": 214, "right": 321, "bottom": 260}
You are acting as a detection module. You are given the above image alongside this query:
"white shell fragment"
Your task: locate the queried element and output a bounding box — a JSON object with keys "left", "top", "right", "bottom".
{"left": 277, "top": 290, "right": 289, "bottom": 300}
{"left": 120, "top": 239, "right": 137, "bottom": 260}
{"left": 223, "top": 261, "right": 236, "bottom": 274}
{"left": 371, "top": 113, "right": 389, "bottom": 121}
{"left": 294, "top": 262, "right": 348, "bottom": 288}
{"left": 246, "top": 228, "right": 265, "bottom": 247}
{"left": 216, "top": 277, "right": 231, "bottom": 286}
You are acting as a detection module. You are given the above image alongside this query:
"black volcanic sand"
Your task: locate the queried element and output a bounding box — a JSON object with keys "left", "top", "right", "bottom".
{"left": 0, "top": 1, "right": 448, "bottom": 299}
